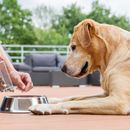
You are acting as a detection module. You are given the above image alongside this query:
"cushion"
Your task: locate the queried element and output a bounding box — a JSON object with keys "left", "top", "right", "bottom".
{"left": 13, "top": 63, "right": 31, "bottom": 71}
{"left": 57, "top": 55, "right": 66, "bottom": 67}
{"left": 31, "top": 53, "right": 57, "bottom": 67}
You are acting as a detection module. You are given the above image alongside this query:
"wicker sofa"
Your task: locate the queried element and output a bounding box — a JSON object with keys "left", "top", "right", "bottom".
{"left": 14, "top": 53, "right": 87, "bottom": 86}
{"left": 13, "top": 53, "right": 100, "bottom": 86}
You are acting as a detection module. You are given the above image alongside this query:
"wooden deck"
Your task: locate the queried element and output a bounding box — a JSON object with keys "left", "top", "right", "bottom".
{"left": 0, "top": 86, "right": 130, "bottom": 130}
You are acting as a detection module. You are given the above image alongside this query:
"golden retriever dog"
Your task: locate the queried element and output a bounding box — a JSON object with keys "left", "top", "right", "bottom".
{"left": 29, "top": 19, "right": 130, "bottom": 115}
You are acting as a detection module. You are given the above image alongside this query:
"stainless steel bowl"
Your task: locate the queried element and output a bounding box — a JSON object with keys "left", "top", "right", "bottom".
{"left": 0, "top": 95, "right": 48, "bottom": 113}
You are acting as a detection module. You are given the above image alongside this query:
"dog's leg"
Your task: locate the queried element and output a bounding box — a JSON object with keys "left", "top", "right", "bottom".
{"left": 60, "top": 96, "right": 128, "bottom": 115}
{"left": 48, "top": 93, "right": 107, "bottom": 104}
{"left": 29, "top": 95, "right": 128, "bottom": 115}
{"left": 62, "top": 93, "right": 107, "bottom": 101}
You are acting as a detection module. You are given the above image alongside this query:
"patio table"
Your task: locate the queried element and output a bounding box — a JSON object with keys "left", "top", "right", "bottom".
{"left": 0, "top": 86, "right": 130, "bottom": 130}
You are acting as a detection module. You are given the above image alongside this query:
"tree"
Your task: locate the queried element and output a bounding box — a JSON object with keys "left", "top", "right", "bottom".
{"left": 34, "top": 28, "right": 69, "bottom": 45}
{"left": 52, "top": 3, "right": 86, "bottom": 35}
{"left": 33, "top": 4, "right": 73, "bottom": 45}
{"left": 33, "top": 0, "right": 130, "bottom": 45}
{"left": 33, "top": 5, "right": 56, "bottom": 29}
{"left": 86, "top": 0, "right": 130, "bottom": 31}
{"left": 0, "top": 0, "right": 37, "bottom": 44}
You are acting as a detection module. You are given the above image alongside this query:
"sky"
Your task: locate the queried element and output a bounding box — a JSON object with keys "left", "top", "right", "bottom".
{"left": 18, "top": 0, "right": 130, "bottom": 18}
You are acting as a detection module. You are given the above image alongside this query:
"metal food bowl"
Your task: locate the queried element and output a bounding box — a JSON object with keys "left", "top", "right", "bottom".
{"left": 0, "top": 95, "right": 48, "bottom": 113}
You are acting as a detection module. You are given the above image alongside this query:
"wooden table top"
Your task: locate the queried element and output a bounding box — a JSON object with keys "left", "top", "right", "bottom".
{"left": 0, "top": 86, "right": 130, "bottom": 130}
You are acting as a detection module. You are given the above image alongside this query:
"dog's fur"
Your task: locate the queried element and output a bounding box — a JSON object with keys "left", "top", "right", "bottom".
{"left": 29, "top": 19, "right": 130, "bottom": 115}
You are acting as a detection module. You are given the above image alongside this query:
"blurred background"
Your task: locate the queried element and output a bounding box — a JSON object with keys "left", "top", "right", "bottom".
{"left": 0, "top": 0, "right": 130, "bottom": 45}
{"left": 0, "top": 0, "right": 130, "bottom": 63}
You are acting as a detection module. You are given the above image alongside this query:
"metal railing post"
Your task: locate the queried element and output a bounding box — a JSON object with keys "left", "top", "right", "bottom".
{"left": 21, "top": 46, "right": 24, "bottom": 63}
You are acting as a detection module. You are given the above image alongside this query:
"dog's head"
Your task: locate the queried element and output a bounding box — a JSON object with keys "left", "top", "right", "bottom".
{"left": 62, "top": 19, "right": 106, "bottom": 78}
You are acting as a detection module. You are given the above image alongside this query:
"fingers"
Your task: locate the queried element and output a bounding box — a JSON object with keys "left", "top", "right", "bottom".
{"left": 17, "top": 72, "right": 33, "bottom": 92}
{"left": 25, "top": 81, "right": 33, "bottom": 92}
{"left": 17, "top": 80, "right": 33, "bottom": 92}
{"left": 22, "top": 73, "right": 33, "bottom": 92}
{"left": 17, "top": 79, "right": 26, "bottom": 91}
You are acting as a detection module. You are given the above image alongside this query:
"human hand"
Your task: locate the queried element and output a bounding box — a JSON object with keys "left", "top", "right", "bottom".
{"left": 10, "top": 71, "right": 33, "bottom": 91}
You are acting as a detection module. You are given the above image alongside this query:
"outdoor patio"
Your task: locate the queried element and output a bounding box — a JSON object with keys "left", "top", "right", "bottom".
{"left": 0, "top": 86, "right": 130, "bottom": 130}
{"left": 0, "top": 0, "right": 130, "bottom": 129}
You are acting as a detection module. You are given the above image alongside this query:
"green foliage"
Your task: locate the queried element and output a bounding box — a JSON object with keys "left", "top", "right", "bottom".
{"left": 35, "top": 28, "right": 69, "bottom": 45}
{"left": 52, "top": 3, "right": 86, "bottom": 34}
{"left": 1, "top": 0, "right": 130, "bottom": 45}
{"left": 34, "top": 3, "right": 87, "bottom": 45}
{"left": 0, "top": 0, "right": 37, "bottom": 44}
{"left": 86, "top": 0, "right": 130, "bottom": 31}
{"left": 48, "top": 0, "right": 130, "bottom": 45}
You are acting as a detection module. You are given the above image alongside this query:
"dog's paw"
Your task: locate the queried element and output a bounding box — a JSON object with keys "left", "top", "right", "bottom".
{"left": 29, "top": 104, "right": 69, "bottom": 115}
{"left": 29, "top": 104, "right": 52, "bottom": 115}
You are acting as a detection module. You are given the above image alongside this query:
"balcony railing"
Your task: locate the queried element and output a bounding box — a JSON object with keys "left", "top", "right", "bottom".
{"left": 2, "top": 44, "right": 68, "bottom": 63}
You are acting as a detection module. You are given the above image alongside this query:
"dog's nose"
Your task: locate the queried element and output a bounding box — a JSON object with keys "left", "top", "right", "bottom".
{"left": 61, "top": 65, "right": 67, "bottom": 73}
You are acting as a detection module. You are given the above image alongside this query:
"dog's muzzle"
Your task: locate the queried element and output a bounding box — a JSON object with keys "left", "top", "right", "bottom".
{"left": 61, "top": 61, "right": 88, "bottom": 77}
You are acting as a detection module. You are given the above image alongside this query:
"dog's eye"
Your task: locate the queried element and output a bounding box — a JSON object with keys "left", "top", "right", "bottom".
{"left": 71, "top": 45, "right": 76, "bottom": 51}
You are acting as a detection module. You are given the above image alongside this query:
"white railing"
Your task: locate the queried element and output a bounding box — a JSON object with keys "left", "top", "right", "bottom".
{"left": 2, "top": 44, "right": 68, "bottom": 63}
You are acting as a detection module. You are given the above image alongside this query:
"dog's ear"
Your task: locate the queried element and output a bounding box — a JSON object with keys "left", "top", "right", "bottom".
{"left": 77, "top": 21, "right": 95, "bottom": 48}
